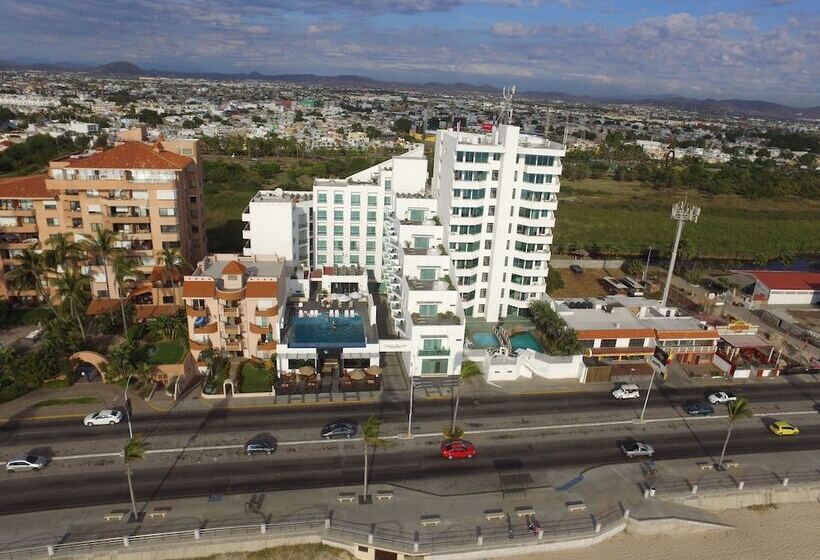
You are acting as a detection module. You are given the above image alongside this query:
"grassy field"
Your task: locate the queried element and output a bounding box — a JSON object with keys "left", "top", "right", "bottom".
{"left": 239, "top": 361, "right": 274, "bottom": 393}
{"left": 33, "top": 396, "right": 103, "bottom": 408}
{"left": 555, "top": 179, "right": 820, "bottom": 259}
{"left": 145, "top": 340, "right": 187, "bottom": 365}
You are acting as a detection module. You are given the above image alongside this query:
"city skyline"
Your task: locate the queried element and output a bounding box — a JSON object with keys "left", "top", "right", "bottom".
{"left": 1, "top": 0, "right": 818, "bottom": 107}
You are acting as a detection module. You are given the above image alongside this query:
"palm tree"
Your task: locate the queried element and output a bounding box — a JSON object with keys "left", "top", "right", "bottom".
{"left": 85, "top": 228, "right": 119, "bottom": 301}
{"left": 717, "top": 397, "right": 753, "bottom": 469}
{"left": 123, "top": 435, "right": 146, "bottom": 520}
{"left": 53, "top": 269, "right": 90, "bottom": 341}
{"left": 159, "top": 247, "right": 187, "bottom": 302}
{"left": 6, "top": 247, "right": 58, "bottom": 317}
{"left": 149, "top": 313, "right": 184, "bottom": 341}
{"left": 450, "top": 360, "right": 483, "bottom": 434}
{"left": 112, "top": 250, "right": 137, "bottom": 336}
{"left": 45, "top": 232, "right": 81, "bottom": 272}
{"left": 361, "top": 415, "right": 391, "bottom": 501}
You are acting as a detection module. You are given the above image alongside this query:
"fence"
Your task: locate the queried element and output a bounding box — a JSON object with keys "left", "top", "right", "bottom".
{"left": 649, "top": 468, "right": 820, "bottom": 500}
{"left": 0, "top": 506, "right": 627, "bottom": 560}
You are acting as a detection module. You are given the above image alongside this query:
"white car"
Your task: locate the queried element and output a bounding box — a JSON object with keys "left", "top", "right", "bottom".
{"left": 6, "top": 455, "right": 48, "bottom": 472}
{"left": 611, "top": 384, "right": 640, "bottom": 400}
{"left": 621, "top": 442, "right": 655, "bottom": 458}
{"left": 707, "top": 391, "right": 737, "bottom": 405}
{"left": 84, "top": 409, "right": 123, "bottom": 427}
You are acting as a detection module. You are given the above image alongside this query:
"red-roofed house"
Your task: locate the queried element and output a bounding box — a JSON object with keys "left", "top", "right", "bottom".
{"left": 749, "top": 271, "right": 820, "bottom": 306}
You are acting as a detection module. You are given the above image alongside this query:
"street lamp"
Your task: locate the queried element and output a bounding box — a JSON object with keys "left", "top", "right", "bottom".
{"left": 406, "top": 377, "right": 458, "bottom": 438}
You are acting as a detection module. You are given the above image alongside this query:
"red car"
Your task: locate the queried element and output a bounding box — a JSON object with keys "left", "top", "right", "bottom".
{"left": 440, "top": 439, "right": 476, "bottom": 460}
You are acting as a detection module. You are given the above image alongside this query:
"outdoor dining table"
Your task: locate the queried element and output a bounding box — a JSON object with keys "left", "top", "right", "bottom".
{"left": 366, "top": 366, "right": 383, "bottom": 377}
{"left": 298, "top": 366, "right": 316, "bottom": 377}
{"left": 349, "top": 369, "right": 366, "bottom": 381}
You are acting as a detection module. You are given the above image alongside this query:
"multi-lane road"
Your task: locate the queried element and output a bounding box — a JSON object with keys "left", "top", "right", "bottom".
{"left": 0, "top": 381, "right": 818, "bottom": 515}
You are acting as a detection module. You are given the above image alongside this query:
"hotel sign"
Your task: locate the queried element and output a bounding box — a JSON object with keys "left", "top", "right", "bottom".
{"left": 650, "top": 346, "right": 670, "bottom": 374}
{"left": 379, "top": 339, "right": 413, "bottom": 352}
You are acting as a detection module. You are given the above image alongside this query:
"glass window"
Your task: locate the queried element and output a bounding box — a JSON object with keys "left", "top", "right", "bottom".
{"left": 365, "top": 255, "right": 375, "bottom": 266}
{"left": 351, "top": 210, "right": 360, "bottom": 221}
{"left": 333, "top": 240, "right": 343, "bottom": 251}
{"left": 409, "top": 209, "right": 425, "bottom": 222}
{"left": 600, "top": 339, "right": 617, "bottom": 348}
{"left": 367, "top": 211, "right": 376, "bottom": 222}
{"left": 317, "top": 209, "right": 327, "bottom": 220}
{"left": 317, "top": 239, "right": 327, "bottom": 250}
{"left": 334, "top": 210, "right": 344, "bottom": 221}
{"left": 418, "top": 303, "right": 438, "bottom": 316}
{"left": 414, "top": 236, "right": 430, "bottom": 249}
{"left": 333, "top": 225, "right": 343, "bottom": 236}
{"left": 334, "top": 192, "right": 343, "bottom": 204}
{"left": 350, "top": 254, "right": 359, "bottom": 264}
{"left": 351, "top": 193, "right": 360, "bottom": 205}
{"left": 628, "top": 338, "right": 645, "bottom": 347}
{"left": 317, "top": 225, "right": 327, "bottom": 235}
{"left": 350, "top": 240, "right": 359, "bottom": 251}
{"left": 317, "top": 192, "right": 327, "bottom": 203}
{"left": 368, "top": 195, "right": 377, "bottom": 207}
{"left": 367, "top": 226, "right": 376, "bottom": 237}
{"left": 334, "top": 254, "right": 343, "bottom": 264}
{"left": 419, "top": 267, "right": 437, "bottom": 280}
{"left": 421, "top": 359, "right": 448, "bottom": 375}
{"left": 351, "top": 225, "right": 360, "bottom": 236}
{"left": 366, "top": 240, "right": 376, "bottom": 251}
{"left": 317, "top": 254, "right": 327, "bottom": 264}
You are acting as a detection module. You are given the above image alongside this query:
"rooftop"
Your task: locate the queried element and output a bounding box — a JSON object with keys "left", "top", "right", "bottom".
{"left": 0, "top": 175, "right": 52, "bottom": 199}
{"left": 749, "top": 271, "right": 820, "bottom": 292}
{"left": 250, "top": 189, "right": 312, "bottom": 204}
{"left": 55, "top": 141, "right": 192, "bottom": 170}
{"left": 194, "top": 254, "right": 286, "bottom": 280}
{"left": 560, "top": 306, "right": 648, "bottom": 334}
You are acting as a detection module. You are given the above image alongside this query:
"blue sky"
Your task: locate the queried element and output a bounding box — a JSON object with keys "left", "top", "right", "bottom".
{"left": 1, "top": 0, "right": 817, "bottom": 106}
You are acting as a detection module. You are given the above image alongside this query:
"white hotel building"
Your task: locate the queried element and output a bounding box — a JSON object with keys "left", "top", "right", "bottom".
{"left": 432, "top": 124, "right": 565, "bottom": 322}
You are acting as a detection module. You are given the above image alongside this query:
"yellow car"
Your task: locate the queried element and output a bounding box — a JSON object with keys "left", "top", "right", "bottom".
{"left": 769, "top": 421, "right": 800, "bottom": 436}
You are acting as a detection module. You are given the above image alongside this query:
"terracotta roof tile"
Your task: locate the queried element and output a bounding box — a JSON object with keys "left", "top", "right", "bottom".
{"left": 0, "top": 174, "right": 54, "bottom": 199}
{"left": 64, "top": 141, "right": 192, "bottom": 170}
{"left": 85, "top": 298, "right": 122, "bottom": 316}
{"left": 222, "top": 260, "right": 247, "bottom": 275}
{"left": 750, "top": 271, "right": 820, "bottom": 291}
{"left": 182, "top": 279, "right": 215, "bottom": 298}
{"left": 245, "top": 280, "right": 278, "bottom": 298}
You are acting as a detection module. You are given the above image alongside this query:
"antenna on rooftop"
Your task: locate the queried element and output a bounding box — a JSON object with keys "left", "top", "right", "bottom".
{"left": 660, "top": 198, "right": 701, "bottom": 307}
{"left": 562, "top": 112, "right": 570, "bottom": 146}
{"left": 495, "top": 86, "right": 516, "bottom": 126}
{"left": 544, "top": 107, "right": 552, "bottom": 142}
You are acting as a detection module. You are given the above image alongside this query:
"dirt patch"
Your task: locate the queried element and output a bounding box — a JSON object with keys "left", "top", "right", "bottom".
{"left": 190, "top": 544, "right": 354, "bottom": 560}
{"left": 551, "top": 268, "right": 620, "bottom": 299}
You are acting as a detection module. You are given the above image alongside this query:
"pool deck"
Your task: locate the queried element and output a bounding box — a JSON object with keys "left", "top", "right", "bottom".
{"left": 283, "top": 299, "right": 379, "bottom": 348}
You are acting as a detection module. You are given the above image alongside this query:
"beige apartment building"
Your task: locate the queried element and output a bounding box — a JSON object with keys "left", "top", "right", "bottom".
{"left": 0, "top": 127, "right": 207, "bottom": 304}
{"left": 183, "top": 254, "right": 285, "bottom": 361}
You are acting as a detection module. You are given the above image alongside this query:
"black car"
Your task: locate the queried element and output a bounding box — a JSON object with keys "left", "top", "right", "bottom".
{"left": 684, "top": 401, "right": 715, "bottom": 416}
{"left": 321, "top": 420, "right": 357, "bottom": 439}
{"left": 245, "top": 439, "right": 276, "bottom": 455}
{"left": 570, "top": 264, "right": 584, "bottom": 274}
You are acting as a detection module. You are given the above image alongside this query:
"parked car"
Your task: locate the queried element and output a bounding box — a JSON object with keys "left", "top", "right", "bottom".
{"left": 769, "top": 421, "right": 799, "bottom": 436}
{"left": 684, "top": 401, "right": 715, "bottom": 416}
{"left": 440, "top": 440, "right": 476, "bottom": 460}
{"left": 620, "top": 442, "right": 654, "bottom": 458}
{"left": 321, "top": 420, "right": 358, "bottom": 439}
{"left": 706, "top": 391, "right": 737, "bottom": 405}
{"left": 6, "top": 455, "right": 48, "bottom": 472}
{"left": 611, "top": 384, "right": 640, "bottom": 400}
{"left": 245, "top": 439, "right": 277, "bottom": 455}
{"left": 570, "top": 264, "right": 584, "bottom": 274}
{"left": 84, "top": 409, "right": 123, "bottom": 426}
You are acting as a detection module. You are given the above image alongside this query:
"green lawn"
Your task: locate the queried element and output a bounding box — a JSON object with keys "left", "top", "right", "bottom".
{"left": 145, "top": 339, "right": 187, "bottom": 365}
{"left": 239, "top": 362, "right": 274, "bottom": 394}
{"left": 555, "top": 179, "right": 820, "bottom": 259}
{"left": 33, "top": 396, "right": 103, "bottom": 408}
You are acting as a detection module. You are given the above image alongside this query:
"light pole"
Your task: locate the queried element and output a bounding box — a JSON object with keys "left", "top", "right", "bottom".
{"left": 642, "top": 246, "right": 653, "bottom": 283}
{"left": 123, "top": 373, "right": 135, "bottom": 439}
{"left": 661, "top": 201, "right": 701, "bottom": 307}
{"left": 639, "top": 369, "right": 656, "bottom": 423}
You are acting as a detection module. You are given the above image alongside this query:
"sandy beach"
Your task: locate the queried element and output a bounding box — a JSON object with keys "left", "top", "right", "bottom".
{"left": 512, "top": 503, "right": 820, "bottom": 560}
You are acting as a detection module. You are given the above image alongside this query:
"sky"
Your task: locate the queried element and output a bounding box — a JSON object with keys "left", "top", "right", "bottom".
{"left": 0, "top": 0, "right": 818, "bottom": 106}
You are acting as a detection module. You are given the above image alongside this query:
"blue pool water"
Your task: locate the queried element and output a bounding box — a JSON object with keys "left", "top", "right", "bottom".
{"left": 288, "top": 314, "right": 366, "bottom": 348}
{"left": 510, "top": 331, "right": 544, "bottom": 353}
{"left": 472, "top": 332, "right": 500, "bottom": 348}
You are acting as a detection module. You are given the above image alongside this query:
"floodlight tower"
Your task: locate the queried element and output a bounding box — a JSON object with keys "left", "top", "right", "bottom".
{"left": 660, "top": 200, "right": 701, "bottom": 307}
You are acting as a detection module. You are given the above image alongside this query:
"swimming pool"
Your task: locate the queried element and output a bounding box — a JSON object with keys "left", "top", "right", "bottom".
{"left": 288, "top": 314, "right": 366, "bottom": 348}
{"left": 510, "top": 331, "right": 544, "bottom": 353}
{"left": 472, "top": 332, "right": 500, "bottom": 348}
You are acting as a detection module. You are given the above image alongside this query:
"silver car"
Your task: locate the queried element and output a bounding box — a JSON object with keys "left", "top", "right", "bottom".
{"left": 6, "top": 455, "right": 48, "bottom": 472}
{"left": 620, "top": 442, "right": 655, "bottom": 458}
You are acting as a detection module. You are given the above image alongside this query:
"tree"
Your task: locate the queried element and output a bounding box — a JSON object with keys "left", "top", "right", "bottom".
{"left": 53, "top": 269, "right": 90, "bottom": 341}
{"left": 717, "top": 397, "right": 752, "bottom": 469}
{"left": 545, "top": 268, "right": 564, "bottom": 294}
{"left": 778, "top": 251, "right": 793, "bottom": 270}
{"left": 622, "top": 259, "right": 643, "bottom": 278}
{"left": 159, "top": 247, "right": 188, "bottom": 301}
{"left": 392, "top": 118, "right": 412, "bottom": 134}
{"left": 123, "top": 436, "right": 146, "bottom": 520}
{"left": 529, "top": 300, "right": 583, "bottom": 356}
{"left": 450, "top": 361, "right": 483, "bottom": 434}
{"left": 137, "top": 109, "right": 163, "bottom": 126}
{"left": 85, "top": 227, "right": 119, "bottom": 301}
{"left": 46, "top": 232, "right": 81, "bottom": 272}
{"left": 149, "top": 313, "right": 185, "bottom": 341}
{"left": 5, "top": 247, "right": 59, "bottom": 318}
{"left": 361, "top": 415, "right": 390, "bottom": 501}
{"left": 112, "top": 250, "right": 137, "bottom": 336}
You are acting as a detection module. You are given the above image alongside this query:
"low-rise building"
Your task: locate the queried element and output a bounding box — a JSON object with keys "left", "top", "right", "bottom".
{"left": 749, "top": 271, "right": 820, "bottom": 306}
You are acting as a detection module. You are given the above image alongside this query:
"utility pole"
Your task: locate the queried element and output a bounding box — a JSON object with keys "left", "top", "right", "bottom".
{"left": 661, "top": 200, "right": 700, "bottom": 307}
{"left": 642, "top": 246, "right": 653, "bottom": 283}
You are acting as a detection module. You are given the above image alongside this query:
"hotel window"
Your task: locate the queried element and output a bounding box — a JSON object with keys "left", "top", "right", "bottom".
{"left": 333, "top": 240, "right": 343, "bottom": 251}
{"left": 317, "top": 254, "right": 327, "bottom": 264}
{"left": 366, "top": 240, "right": 376, "bottom": 251}
{"left": 367, "top": 226, "right": 376, "bottom": 237}
{"left": 334, "top": 192, "right": 343, "bottom": 204}
{"left": 351, "top": 193, "right": 360, "bottom": 205}
{"left": 350, "top": 225, "right": 360, "bottom": 236}
{"left": 628, "top": 338, "right": 645, "bottom": 347}
{"left": 600, "top": 339, "right": 617, "bottom": 348}
{"left": 317, "top": 225, "right": 327, "bottom": 235}
{"left": 368, "top": 194, "right": 377, "bottom": 207}
{"left": 333, "top": 225, "right": 343, "bottom": 236}
{"left": 317, "top": 209, "right": 327, "bottom": 221}
{"left": 351, "top": 210, "right": 360, "bottom": 221}
{"left": 317, "top": 192, "right": 327, "bottom": 203}
{"left": 367, "top": 211, "right": 376, "bottom": 222}
{"left": 418, "top": 303, "right": 438, "bottom": 316}
{"left": 492, "top": 170, "right": 499, "bottom": 180}
{"left": 385, "top": 179, "right": 392, "bottom": 190}
{"left": 419, "top": 267, "right": 437, "bottom": 280}
{"left": 158, "top": 208, "right": 175, "bottom": 217}
{"left": 317, "top": 239, "right": 327, "bottom": 250}
{"left": 46, "top": 218, "right": 59, "bottom": 226}
{"left": 334, "top": 210, "right": 344, "bottom": 221}
{"left": 414, "top": 236, "right": 430, "bottom": 249}
{"left": 421, "top": 359, "right": 448, "bottom": 375}
{"left": 409, "top": 208, "right": 425, "bottom": 222}
{"left": 493, "top": 153, "right": 501, "bottom": 161}
{"left": 365, "top": 255, "right": 375, "bottom": 266}
{"left": 350, "top": 254, "right": 359, "bottom": 264}
{"left": 334, "top": 254, "right": 344, "bottom": 264}
{"left": 350, "top": 240, "right": 359, "bottom": 251}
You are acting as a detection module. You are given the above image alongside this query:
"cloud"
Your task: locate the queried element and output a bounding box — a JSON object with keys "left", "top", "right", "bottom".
{"left": 307, "top": 22, "right": 344, "bottom": 34}
{"left": 490, "top": 22, "right": 540, "bottom": 36}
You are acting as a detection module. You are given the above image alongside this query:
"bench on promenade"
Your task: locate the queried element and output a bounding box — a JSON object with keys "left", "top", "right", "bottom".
{"left": 724, "top": 460, "right": 741, "bottom": 469}
{"left": 515, "top": 506, "right": 535, "bottom": 518}
{"left": 147, "top": 507, "right": 171, "bottom": 519}
{"left": 566, "top": 501, "right": 587, "bottom": 513}
{"left": 484, "top": 509, "right": 505, "bottom": 521}
{"left": 337, "top": 493, "right": 356, "bottom": 503}
{"left": 697, "top": 462, "right": 714, "bottom": 471}
{"left": 376, "top": 490, "right": 394, "bottom": 501}
{"left": 420, "top": 515, "right": 441, "bottom": 527}
{"left": 104, "top": 510, "right": 128, "bottom": 522}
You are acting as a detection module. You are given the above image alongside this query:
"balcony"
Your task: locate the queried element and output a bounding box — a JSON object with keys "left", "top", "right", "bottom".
{"left": 189, "top": 338, "right": 209, "bottom": 351}
{"left": 225, "top": 341, "right": 243, "bottom": 352}
{"left": 406, "top": 277, "right": 455, "bottom": 292}
{"left": 223, "top": 306, "right": 240, "bottom": 318}
{"left": 418, "top": 348, "right": 450, "bottom": 357}
{"left": 249, "top": 323, "right": 271, "bottom": 335}
{"left": 186, "top": 305, "right": 208, "bottom": 317}
{"left": 193, "top": 322, "right": 217, "bottom": 334}
{"left": 410, "top": 311, "right": 461, "bottom": 326}
{"left": 256, "top": 305, "right": 279, "bottom": 317}
{"left": 257, "top": 339, "right": 277, "bottom": 351}
{"left": 224, "top": 324, "right": 241, "bottom": 335}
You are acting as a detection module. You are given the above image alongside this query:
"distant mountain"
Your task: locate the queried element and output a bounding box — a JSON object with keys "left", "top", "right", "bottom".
{"left": 93, "top": 61, "right": 144, "bottom": 75}
{"left": 3, "top": 59, "right": 818, "bottom": 120}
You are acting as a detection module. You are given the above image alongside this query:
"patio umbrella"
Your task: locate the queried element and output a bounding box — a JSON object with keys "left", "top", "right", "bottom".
{"left": 349, "top": 291, "right": 361, "bottom": 299}
{"left": 328, "top": 293, "right": 339, "bottom": 300}
{"left": 366, "top": 366, "right": 383, "bottom": 377}
{"left": 337, "top": 294, "right": 351, "bottom": 303}
{"left": 349, "top": 369, "right": 365, "bottom": 381}
{"left": 298, "top": 365, "right": 316, "bottom": 377}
